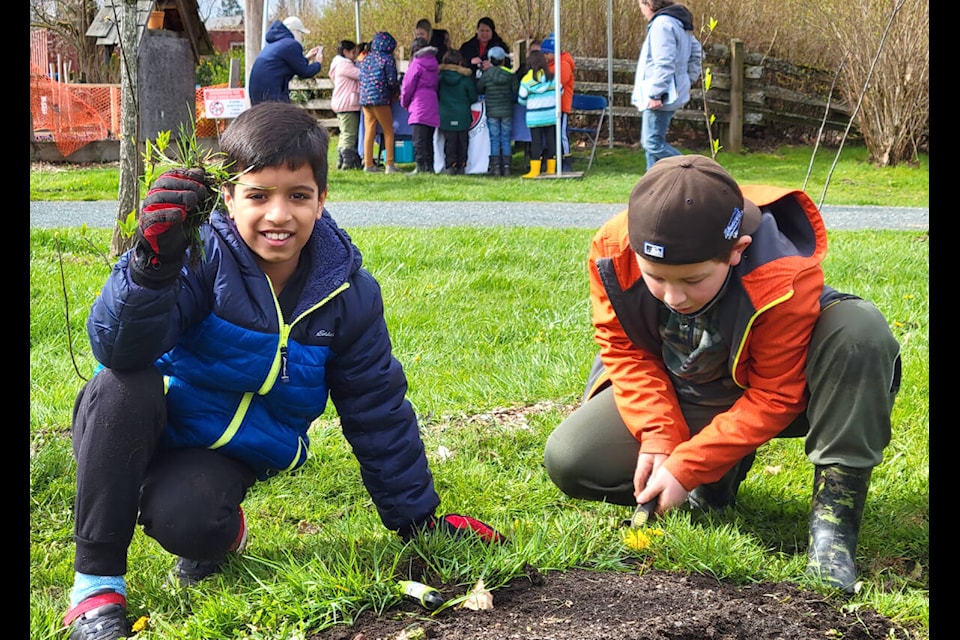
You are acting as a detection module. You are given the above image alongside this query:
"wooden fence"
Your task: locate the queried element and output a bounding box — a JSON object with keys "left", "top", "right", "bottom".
{"left": 291, "top": 39, "right": 854, "bottom": 153}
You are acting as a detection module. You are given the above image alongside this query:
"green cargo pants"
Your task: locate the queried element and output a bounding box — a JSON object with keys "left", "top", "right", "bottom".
{"left": 543, "top": 298, "right": 901, "bottom": 506}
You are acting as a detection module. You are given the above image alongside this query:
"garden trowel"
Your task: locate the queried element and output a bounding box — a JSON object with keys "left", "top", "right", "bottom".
{"left": 621, "top": 498, "right": 657, "bottom": 528}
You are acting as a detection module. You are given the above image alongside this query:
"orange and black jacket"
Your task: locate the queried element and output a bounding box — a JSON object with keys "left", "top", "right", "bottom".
{"left": 585, "top": 185, "right": 853, "bottom": 491}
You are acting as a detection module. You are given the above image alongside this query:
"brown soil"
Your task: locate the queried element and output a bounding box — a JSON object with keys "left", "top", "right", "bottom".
{"left": 308, "top": 566, "right": 912, "bottom": 640}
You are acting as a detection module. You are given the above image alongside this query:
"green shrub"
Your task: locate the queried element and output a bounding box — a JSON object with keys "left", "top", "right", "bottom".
{"left": 196, "top": 49, "right": 245, "bottom": 87}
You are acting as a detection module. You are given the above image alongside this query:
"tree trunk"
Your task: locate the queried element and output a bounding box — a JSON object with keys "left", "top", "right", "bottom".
{"left": 113, "top": 0, "right": 140, "bottom": 258}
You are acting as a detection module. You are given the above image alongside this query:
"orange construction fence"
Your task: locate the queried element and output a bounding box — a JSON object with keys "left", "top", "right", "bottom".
{"left": 30, "top": 62, "right": 228, "bottom": 158}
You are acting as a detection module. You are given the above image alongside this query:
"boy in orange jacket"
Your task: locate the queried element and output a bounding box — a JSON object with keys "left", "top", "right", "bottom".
{"left": 543, "top": 155, "right": 900, "bottom": 595}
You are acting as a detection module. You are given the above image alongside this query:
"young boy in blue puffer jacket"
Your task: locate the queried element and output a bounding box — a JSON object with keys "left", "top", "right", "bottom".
{"left": 62, "top": 101, "right": 505, "bottom": 640}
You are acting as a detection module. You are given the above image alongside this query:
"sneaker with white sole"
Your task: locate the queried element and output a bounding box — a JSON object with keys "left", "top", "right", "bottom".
{"left": 384, "top": 164, "right": 403, "bottom": 174}
{"left": 64, "top": 591, "right": 129, "bottom": 640}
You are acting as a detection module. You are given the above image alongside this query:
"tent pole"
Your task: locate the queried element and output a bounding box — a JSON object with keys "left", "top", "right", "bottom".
{"left": 554, "top": 0, "right": 562, "bottom": 175}
{"left": 607, "top": 0, "right": 614, "bottom": 147}
{"left": 261, "top": 0, "right": 269, "bottom": 48}
{"left": 354, "top": 0, "right": 361, "bottom": 43}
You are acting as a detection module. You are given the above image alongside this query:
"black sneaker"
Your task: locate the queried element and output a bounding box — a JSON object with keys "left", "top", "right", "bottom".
{"left": 175, "top": 506, "right": 248, "bottom": 586}
{"left": 64, "top": 591, "right": 129, "bottom": 640}
{"left": 175, "top": 556, "right": 226, "bottom": 586}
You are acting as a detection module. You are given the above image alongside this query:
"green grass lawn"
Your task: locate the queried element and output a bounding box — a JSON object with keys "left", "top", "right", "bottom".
{"left": 30, "top": 222, "right": 928, "bottom": 639}
{"left": 30, "top": 138, "right": 929, "bottom": 208}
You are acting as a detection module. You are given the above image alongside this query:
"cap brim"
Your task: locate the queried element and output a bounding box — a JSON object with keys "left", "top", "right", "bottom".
{"left": 741, "top": 197, "right": 761, "bottom": 235}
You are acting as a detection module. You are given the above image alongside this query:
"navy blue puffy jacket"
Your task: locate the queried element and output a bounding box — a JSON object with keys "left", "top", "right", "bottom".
{"left": 87, "top": 209, "right": 440, "bottom": 531}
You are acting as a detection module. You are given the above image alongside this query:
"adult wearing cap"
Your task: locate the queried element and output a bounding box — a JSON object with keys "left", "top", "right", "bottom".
{"left": 631, "top": 0, "right": 702, "bottom": 170}
{"left": 248, "top": 16, "right": 323, "bottom": 105}
{"left": 540, "top": 33, "right": 576, "bottom": 169}
{"left": 544, "top": 155, "right": 900, "bottom": 596}
{"left": 459, "top": 16, "right": 510, "bottom": 77}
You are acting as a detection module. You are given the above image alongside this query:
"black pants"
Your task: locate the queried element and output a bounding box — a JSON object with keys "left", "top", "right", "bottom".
{"left": 71, "top": 367, "right": 255, "bottom": 576}
{"left": 412, "top": 124, "right": 435, "bottom": 170}
{"left": 442, "top": 129, "right": 468, "bottom": 168}
{"left": 530, "top": 125, "right": 557, "bottom": 163}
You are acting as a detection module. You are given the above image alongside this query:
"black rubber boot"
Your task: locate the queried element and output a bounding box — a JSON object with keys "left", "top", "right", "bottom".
{"left": 501, "top": 156, "right": 511, "bottom": 176}
{"left": 807, "top": 464, "right": 872, "bottom": 594}
{"left": 490, "top": 155, "right": 502, "bottom": 177}
{"left": 343, "top": 148, "right": 363, "bottom": 170}
{"left": 688, "top": 451, "right": 756, "bottom": 511}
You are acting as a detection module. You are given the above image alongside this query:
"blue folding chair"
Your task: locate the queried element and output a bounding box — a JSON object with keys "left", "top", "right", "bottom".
{"left": 568, "top": 94, "right": 609, "bottom": 171}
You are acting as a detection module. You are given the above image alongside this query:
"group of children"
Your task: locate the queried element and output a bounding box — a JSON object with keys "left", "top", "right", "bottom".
{"left": 327, "top": 22, "right": 573, "bottom": 177}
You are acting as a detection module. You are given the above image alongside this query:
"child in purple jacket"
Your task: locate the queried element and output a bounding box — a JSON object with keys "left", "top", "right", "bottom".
{"left": 400, "top": 37, "right": 440, "bottom": 173}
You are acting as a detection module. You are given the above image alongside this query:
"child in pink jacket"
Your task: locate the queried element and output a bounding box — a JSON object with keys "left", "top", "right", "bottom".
{"left": 400, "top": 37, "right": 440, "bottom": 173}
{"left": 328, "top": 40, "right": 363, "bottom": 169}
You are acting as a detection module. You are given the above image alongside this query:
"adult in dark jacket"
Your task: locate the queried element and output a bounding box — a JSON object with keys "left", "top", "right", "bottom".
{"left": 248, "top": 16, "right": 323, "bottom": 105}
{"left": 459, "top": 16, "right": 511, "bottom": 77}
{"left": 62, "top": 102, "right": 504, "bottom": 640}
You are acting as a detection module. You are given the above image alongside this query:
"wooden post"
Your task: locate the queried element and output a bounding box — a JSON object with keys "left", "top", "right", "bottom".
{"left": 728, "top": 39, "right": 743, "bottom": 153}
{"left": 513, "top": 39, "right": 528, "bottom": 73}
{"left": 229, "top": 58, "right": 241, "bottom": 88}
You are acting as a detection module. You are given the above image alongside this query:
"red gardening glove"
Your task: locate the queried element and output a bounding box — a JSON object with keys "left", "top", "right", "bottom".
{"left": 400, "top": 513, "right": 506, "bottom": 544}
{"left": 436, "top": 514, "right": 506, "bottom": 543}
{"left": 132, "top": 168, "right": 213, "bottom": 287}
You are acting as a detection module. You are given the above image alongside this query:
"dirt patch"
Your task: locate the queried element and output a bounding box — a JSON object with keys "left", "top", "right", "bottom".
{"left": 308, "top": 566, "right": 912, "bottom": 640}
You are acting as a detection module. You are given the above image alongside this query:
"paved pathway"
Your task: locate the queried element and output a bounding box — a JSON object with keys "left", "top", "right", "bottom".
{"left": 30, "top": 200, "right": 928, "bottom": 231}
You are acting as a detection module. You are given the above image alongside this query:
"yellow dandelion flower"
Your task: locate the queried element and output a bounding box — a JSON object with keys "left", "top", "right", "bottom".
{"left": 132, "top": 615, "right": 149, "bottom": 632}
{"left": 622, "top": 528, "right": 650, "bottom": 550}
{"left": 622, "top": 527, "right": 664, "bottom": 551}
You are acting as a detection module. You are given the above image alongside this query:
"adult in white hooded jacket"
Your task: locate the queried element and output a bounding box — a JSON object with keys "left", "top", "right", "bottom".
{"left": 631, "top": 0, "right": 702, "bottom": 170}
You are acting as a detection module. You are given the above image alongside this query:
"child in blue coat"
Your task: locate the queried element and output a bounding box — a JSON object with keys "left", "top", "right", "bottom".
{"left": 518, "top": 50, "right": 558, "bottom": 178}
{"left": 62, "top": 101, "right": 504, "bottom": 640}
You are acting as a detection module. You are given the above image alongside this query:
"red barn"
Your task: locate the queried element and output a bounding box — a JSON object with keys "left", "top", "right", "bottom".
{"left": 205, "top": 15, "right": 244, "bottom": 54}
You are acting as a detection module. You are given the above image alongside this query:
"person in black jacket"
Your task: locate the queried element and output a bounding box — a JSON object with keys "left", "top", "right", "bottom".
{"left": 459, "top": 16, "right": 510, "bottom": 77}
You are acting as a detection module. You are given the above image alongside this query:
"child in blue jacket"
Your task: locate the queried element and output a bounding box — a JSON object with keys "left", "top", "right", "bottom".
{"left": 62, "top": 101, "right": 504, "bottom": 640}
{"left": 518, "top": 50, "right": 558, "bottom": 178}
